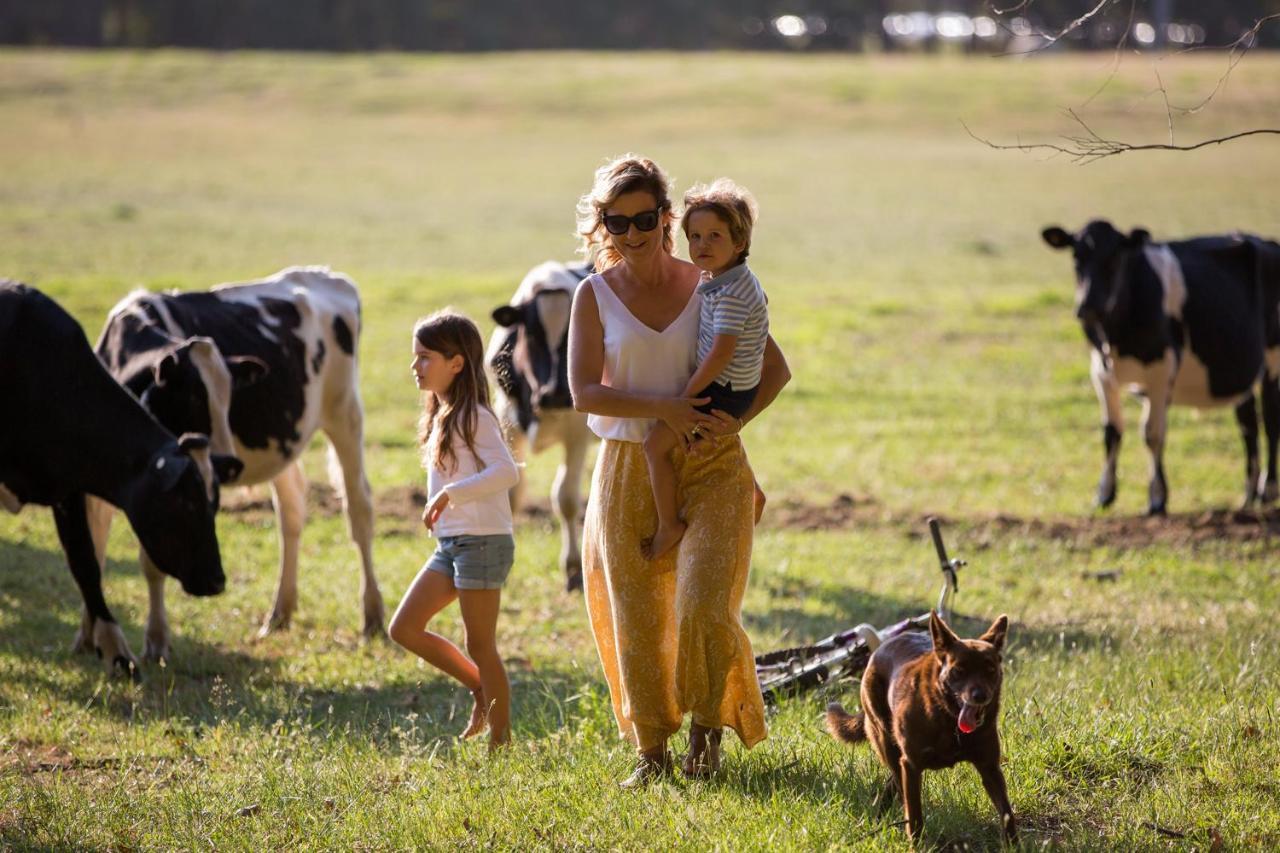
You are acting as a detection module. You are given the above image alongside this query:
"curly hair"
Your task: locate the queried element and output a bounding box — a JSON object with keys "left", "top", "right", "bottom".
{"left": 575, "top": 154, "right": 676, "bottom": 270}
{"left": 681, "top": 178, "right": 759, "bottom": 266}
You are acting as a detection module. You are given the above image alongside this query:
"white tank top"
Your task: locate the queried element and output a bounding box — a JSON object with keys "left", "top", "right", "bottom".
{"left": 586, "top": 273, "right": 701, "bottom": 443}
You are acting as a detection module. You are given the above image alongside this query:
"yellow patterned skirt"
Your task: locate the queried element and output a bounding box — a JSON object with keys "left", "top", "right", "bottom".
{"left": 582, "top": 436, "right": 767, "bottom": 752}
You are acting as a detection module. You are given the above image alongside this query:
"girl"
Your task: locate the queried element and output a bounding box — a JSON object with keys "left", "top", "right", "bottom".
{"left": 389, "top": 310, "right": 520, "bottom": 751}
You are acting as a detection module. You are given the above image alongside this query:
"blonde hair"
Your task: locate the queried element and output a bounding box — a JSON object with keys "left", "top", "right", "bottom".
{"left": 413, "top": 310, "right": 493, "bottom": 473}
{"left": 575, "top": 154, "right": 676, "bottom": 271}
{"left": 681, "top": 178, "right": 759, "bottom": 265}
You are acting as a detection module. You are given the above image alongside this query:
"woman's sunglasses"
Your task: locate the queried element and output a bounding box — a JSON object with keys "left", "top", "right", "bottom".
{"left": 602, "top": 209, "right": 661, "bottom": 236}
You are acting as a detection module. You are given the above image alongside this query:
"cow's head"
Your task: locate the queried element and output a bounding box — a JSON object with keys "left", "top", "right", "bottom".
{"left": 140, "top": 337, "right": 266, "bottom": 492}
{"left": 1043, "top": 220, "right": 1151, "bottom": 342}
{"left": 492, "top": 288, "right": 574, "bottom": 414}
{"left": 124, "top": 433, "right": 225, "bottom": 597}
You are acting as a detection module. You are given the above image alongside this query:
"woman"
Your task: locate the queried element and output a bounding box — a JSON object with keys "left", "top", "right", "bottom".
{"left": 567, "top": 154, "right": 791, "bottom": 786}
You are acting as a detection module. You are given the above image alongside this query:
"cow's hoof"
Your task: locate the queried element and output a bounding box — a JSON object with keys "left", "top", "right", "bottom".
{"left": 70, "top": 627, "right": 95, "bottom": 655}
{"left": 1094, "top": 492, "right": 1116, "bottom": 510}
{"left": 143, "top": 634, "right": 171, "bottom": 665}
{"left": 256, "top": 610, "right": 292, "bottom": 639}
{"left": 94, "top": 621, "right": 139, "bottom": 680}
{"left": 362, "top": 600, "right": 387, "bottom": 640}
{"left": 564, "top": 571, "right": 584, "bottom": 593}
{"left": 1146, "top": 504, "right": 1168, "bottom": 518}
{"left": 112, "top": 655, "right": 141, "bottom": 682}
{"left": 1262, "top": 480, "right": 1279, "bottom": 504}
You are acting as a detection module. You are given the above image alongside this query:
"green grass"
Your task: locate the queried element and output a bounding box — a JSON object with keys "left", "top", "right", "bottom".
{"left": 3, "top": 48, "right": 1280, "bottom": 850}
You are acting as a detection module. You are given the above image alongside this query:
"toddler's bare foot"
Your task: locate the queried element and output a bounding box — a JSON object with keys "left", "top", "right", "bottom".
{"left": 642, "top": 520, "right": 686, "bottom": 560}
{"left": 460, "top": 687, "right": 487, "bottom": 739}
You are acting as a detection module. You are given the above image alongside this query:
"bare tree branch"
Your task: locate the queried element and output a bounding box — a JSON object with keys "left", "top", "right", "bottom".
{"left": 963, "top": 118, "right": 1280, "bottom": 165}
{"left": 1079, "top": 0, "right": 1136, "bottom": 109}
{"left": 1164, "top": 13, "right": 1280, "bottom": 115}
{"left": 989, "top": 0, "right": 1118, "bottom": 57}
{"left": 971, "top": 8, "right": 1280, "bottom": 160}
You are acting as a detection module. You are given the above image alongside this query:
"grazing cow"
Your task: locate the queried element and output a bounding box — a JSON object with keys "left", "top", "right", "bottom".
{"left": 94, "top": 266, "right": 385, "bottom": 662}
{"left": 0, "top": 281, "right": 225, "bottom": 676}
{"left": 488, "top": 261, "right": 595, "bottom": 591}
{"left": 1043, "top": 220, "right": 1280, "bottom": 514}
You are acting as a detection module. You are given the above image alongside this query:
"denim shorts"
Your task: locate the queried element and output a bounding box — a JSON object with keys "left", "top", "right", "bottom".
{"left": 426, "top": 534, "right": 515, "bottom": 590}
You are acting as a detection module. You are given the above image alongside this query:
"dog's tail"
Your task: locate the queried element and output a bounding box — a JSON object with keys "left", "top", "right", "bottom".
{"left": 825, "top": 702, "right": 867, "bottom": 744}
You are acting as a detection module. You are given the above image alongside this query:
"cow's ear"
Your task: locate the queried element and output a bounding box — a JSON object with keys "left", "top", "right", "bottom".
{"left": 177, "top": 433, "right": 210, "bottom": 453}
{"left": 153, "top": 351, "right": 181, "bottom": 386}
{"left": 211, "top": 453, "right": 245, "bottom": 484}
{"left": 492, "top": 305, "right": 522, "bottom": 327}
{"left": 1041, "top": 226, "right": 1074, "bottom": 250}
{"left": 226, "top": 355, "right": 269, "bottom": 388}
{"left": 1127, "top": 228, "right": 1151, "bottom": 246}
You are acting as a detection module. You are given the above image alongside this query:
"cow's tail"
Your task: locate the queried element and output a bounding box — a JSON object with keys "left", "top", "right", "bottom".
{"left": 825, "top": 702, "right": 868, "bottom": 745}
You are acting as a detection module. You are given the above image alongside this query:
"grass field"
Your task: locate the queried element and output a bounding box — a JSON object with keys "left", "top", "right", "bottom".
{"left": 2, "top": 48, "right": 1280, "bottom": 850}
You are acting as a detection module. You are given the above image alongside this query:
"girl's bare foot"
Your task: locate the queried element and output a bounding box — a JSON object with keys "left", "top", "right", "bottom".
{"left": 460, "top": 687, "right": 487, "bottom": 739}
{"left": 642, "top": 520, "right": 686, "bottom": 560}
{"left": 487, "top": 727, "right": 511, "bottom": 753}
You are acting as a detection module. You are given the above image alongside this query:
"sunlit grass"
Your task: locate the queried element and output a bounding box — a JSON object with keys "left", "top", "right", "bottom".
{"left": 3, "top": 49, "right": 1280, "bottom": 849}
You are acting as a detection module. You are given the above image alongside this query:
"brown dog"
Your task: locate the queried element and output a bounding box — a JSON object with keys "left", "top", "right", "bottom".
{"left": 826, "top": 611, "right": 1015, "bottom": 844}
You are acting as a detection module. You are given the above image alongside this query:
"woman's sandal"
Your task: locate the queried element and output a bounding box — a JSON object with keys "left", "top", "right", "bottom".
{"left": 619, "top": 747, "right": 674, "bottom": 789}
{"left": 682, "top": 724, "right": 722, "bottom": 779}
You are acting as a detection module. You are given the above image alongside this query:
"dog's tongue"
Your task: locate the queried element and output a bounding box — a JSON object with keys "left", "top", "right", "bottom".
{"left": 957, "top": 703, "right": 981, "bottom": 734}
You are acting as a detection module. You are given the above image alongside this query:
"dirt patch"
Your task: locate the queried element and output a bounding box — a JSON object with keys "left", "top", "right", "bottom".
{"left": 773, "top": 493, "right": 1280, "bottom": 549}
{"left": 220, "top": 483, "right": 1279, "bottom": 548}
{"left": 0, "top": 739, "right": 127, "bottom": 776}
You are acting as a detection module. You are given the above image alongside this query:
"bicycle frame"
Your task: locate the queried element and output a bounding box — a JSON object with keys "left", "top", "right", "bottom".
{"left": 755, "top": 517, "right": 966, "bottom": 703}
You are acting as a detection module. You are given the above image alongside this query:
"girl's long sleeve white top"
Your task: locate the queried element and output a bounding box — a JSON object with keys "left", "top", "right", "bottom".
{"left": 426, "top": 406, "right": 520, "bottom": 537}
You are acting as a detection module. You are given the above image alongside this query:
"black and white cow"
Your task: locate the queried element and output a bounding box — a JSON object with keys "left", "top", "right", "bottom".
{"left": 488, "top": 261, "right": 595, "bottom": 591}
{"left": 94, "top": 266, "right": 385, "bottom": 662}
{"left": 1043, "top": 220, "right": 1280, "bottom": 514}
{"left": 0, "top": 281, "right": 225, "bottom": 676}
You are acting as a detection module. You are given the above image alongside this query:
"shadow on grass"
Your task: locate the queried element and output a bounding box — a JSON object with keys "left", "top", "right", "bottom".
{"left": 0, "top": 537, "right": 604, "bottom": 752}
{"left": 3, "top": 528, "right": 1107, "bottom": 767}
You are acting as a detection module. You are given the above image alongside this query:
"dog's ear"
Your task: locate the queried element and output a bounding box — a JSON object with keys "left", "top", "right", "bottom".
{"left": 979, "top": 614, "right": 1009, "bottom": 653}
{"left": 929, "top": 610, "right": 959, "bottom": 655}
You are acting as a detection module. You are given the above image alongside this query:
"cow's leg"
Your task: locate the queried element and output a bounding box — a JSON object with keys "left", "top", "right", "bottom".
{"left": 1261, "top": 375, "right": 1280, "bottom": 503}
{"left": 1235, "top": 394, "right": 1261, "bottom": 508}
{"left": 54, "top": 496, "right": 138, "bottom": 678}
{"left": 73, "top": 496, "right": 117, "bottom": 655}
{"left": 258, "top": 461, "right": 307, "bottom": 637}
{"left": 141, "top": 550, "right": 172, "bottom": 663}
{"left": 553, "top": 435, "right": 587, "bottom": 592}
{"left": 1090, "top": 351, "right": 1123, "bottom": 509}
{"left": 323, "top": 400, "right": 386, "bottom": 638}
{"left": 1141, "top": 380, "right": 1172, "bottom": 516}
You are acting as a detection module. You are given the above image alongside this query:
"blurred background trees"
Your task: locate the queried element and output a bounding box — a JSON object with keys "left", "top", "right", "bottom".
{"left": 1, "top": 1, "right": 1277, "bottom": 52}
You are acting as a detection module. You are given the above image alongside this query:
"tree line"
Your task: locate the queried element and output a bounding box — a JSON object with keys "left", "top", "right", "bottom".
{"left": 2, "top": 1, "right": 1277, "bottom": 51}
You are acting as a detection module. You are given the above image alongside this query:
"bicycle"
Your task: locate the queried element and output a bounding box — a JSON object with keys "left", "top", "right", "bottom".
{"left": 755, "top": 517, "right": 966, "bottom": 703}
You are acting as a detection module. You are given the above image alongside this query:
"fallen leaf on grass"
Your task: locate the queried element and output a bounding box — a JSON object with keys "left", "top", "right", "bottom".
{"left": 236, "top": 804, "right": 260, "bottom": 818}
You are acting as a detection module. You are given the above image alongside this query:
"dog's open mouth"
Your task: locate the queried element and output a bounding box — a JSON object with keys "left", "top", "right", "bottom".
{"left": 958, "top": 702, "right": 986, "bottom": 734}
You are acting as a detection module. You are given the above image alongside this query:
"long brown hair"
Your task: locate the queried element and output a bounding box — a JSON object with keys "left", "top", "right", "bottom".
{"left": 575, "top": 154, "right": 676, "bottom": 271}
{"left": 414, "top": 310, "right": 492, "bottom": 473}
